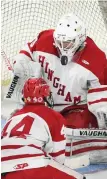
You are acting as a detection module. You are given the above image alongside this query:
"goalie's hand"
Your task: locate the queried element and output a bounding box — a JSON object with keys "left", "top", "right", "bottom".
{"left": 96, "top": 107, "right": 107, "bottom": 128}
{"left": 14, "top": 57, "right": 42, "bottom": 78}
{"left": 87, "top": 85, "right": 107, "bottom": 129}
{"left": 5, "top": 57, "right": 42, "bottom": 102}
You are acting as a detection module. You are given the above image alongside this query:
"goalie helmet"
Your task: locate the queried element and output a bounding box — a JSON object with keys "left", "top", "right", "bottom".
{"left": 53, "top": 13, "right": 86, "bottom": 65}
{"left": 23, "top": 78, "right": 54, "bottom": 107}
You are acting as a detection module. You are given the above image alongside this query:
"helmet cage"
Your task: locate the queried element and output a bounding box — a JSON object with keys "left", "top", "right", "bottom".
{"left": 54, "top": 37, "right": 79, "bottom": 57}
{"left": 53, "top": 13, "right": 86, "bottom": 63}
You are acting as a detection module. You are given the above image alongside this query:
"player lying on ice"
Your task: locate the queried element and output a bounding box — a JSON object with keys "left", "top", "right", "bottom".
{"left": 1, "top": 78, "right": 85, "bottom": 179}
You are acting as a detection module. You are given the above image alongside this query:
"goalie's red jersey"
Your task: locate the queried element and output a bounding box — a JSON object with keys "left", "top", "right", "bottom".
{"left": 1, "top": 104, "right": 66, "bottom": 173}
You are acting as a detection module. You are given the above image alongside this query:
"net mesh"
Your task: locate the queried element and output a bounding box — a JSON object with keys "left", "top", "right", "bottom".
{"left": 1, "top": 0, "right": 107, "bottom": 90}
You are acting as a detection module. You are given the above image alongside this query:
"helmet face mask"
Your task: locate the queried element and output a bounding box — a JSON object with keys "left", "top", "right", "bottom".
{"left": 54, "top": 13, "right": 86, "bottom": 65}
{"left": 56, "top": 39, "right": 75, "bottom": 51}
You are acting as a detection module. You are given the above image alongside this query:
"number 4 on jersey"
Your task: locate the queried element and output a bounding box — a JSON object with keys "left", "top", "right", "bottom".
{"left": 2, "top": 115, "right": 34, "bottom": 137}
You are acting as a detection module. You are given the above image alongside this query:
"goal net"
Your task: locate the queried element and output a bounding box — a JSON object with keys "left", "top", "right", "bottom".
{"left": 1, "top": 0, "right": 107, "bottom": 98}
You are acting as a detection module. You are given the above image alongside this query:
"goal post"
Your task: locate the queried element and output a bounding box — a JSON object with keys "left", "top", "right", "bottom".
{"left": 1, "top": 0, "right": 107, "bottom": 97}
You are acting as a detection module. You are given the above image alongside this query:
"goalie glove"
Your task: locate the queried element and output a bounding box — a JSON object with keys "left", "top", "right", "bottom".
{"left": 2, "top": 57, "right": 42, "bottom": 120}
{"left": 87, "top": 85, "right": 107, "bottom": 128}
{"left": 13, "top": 55, "right": 41, "bottom": 78}
{"left": 95, "top": 107, "right": 107, "bottom": 128}
{"left": 5, "top": 57, "right": 42, "bottom": 103}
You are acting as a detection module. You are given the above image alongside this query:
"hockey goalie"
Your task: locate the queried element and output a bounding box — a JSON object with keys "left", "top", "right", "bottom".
{"left": 2, "top": 13, "right": 107, "bottom": 123}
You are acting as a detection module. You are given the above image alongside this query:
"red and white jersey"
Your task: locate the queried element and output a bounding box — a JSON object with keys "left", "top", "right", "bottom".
{"left": 1, "top": 104, "right": 66, "bottom": 173}
{"left": 10, "top": 29, "right": 107, "bottom": 112}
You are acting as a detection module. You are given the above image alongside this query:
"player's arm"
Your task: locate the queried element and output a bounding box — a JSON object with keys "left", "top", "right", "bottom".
{"left": 6, "top": 39, "right": 42, "bottom": 101}
{"left": 2, "top": 37, "right": 42, "bottom": 120}
{"left": 87, "top": 65, "right": 107, "bottom": 128}
{"left": 2, "top": 60, "right": 42, "bottom": 120}
{"left": 87, "top": 85, "right": 107, "bottom": 128}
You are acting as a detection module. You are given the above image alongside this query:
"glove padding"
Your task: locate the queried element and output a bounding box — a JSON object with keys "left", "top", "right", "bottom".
{"left": 14, "top": 55, "right": 42, "bottom": 78}
{"left": 5, "top": 57, "right": 42, "bottom": 103}
{"left": 87, "top": 85, "right": 107, "bottom": 129}
{"left": 61, "top": 105, "right": 98, "bottom": 128}
{"left": 95, "top": 107, "right": 107, "bottom": 128}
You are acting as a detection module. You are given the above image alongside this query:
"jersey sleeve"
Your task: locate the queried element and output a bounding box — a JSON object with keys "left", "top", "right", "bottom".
{"left": 84, "top": 40, "right": 107, "bottom": 118}
{"left": 45, "top": 111, "right": 66, "bottom": 164}
{"left": 87, "top": 72, "right": 107, "bottom": 125}
{"left": 3, "top": 35, "right": 42, "bottom": 116}
{"left": 32, "top": 105, "right": 66, "bottom": 164}
{"left": 87, "top": 61, "right": 107, "bottom": 117}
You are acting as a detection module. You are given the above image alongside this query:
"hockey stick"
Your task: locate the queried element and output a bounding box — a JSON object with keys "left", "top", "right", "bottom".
{"left": 50, "top": 158, "right": 86, "bottom": 179}
{"left": 1, "top": 49, "right": 14, "bottom": 99}
{"left": 1, "top": 48, "right": 13, "bottom": 72}
{"left": 1, "top": 49, "right": 20, "bottom": 100}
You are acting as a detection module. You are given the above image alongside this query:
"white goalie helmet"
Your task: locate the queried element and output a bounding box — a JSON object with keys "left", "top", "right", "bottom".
{"left": 53, "top": 13, "right": 87, "bottom": 65}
